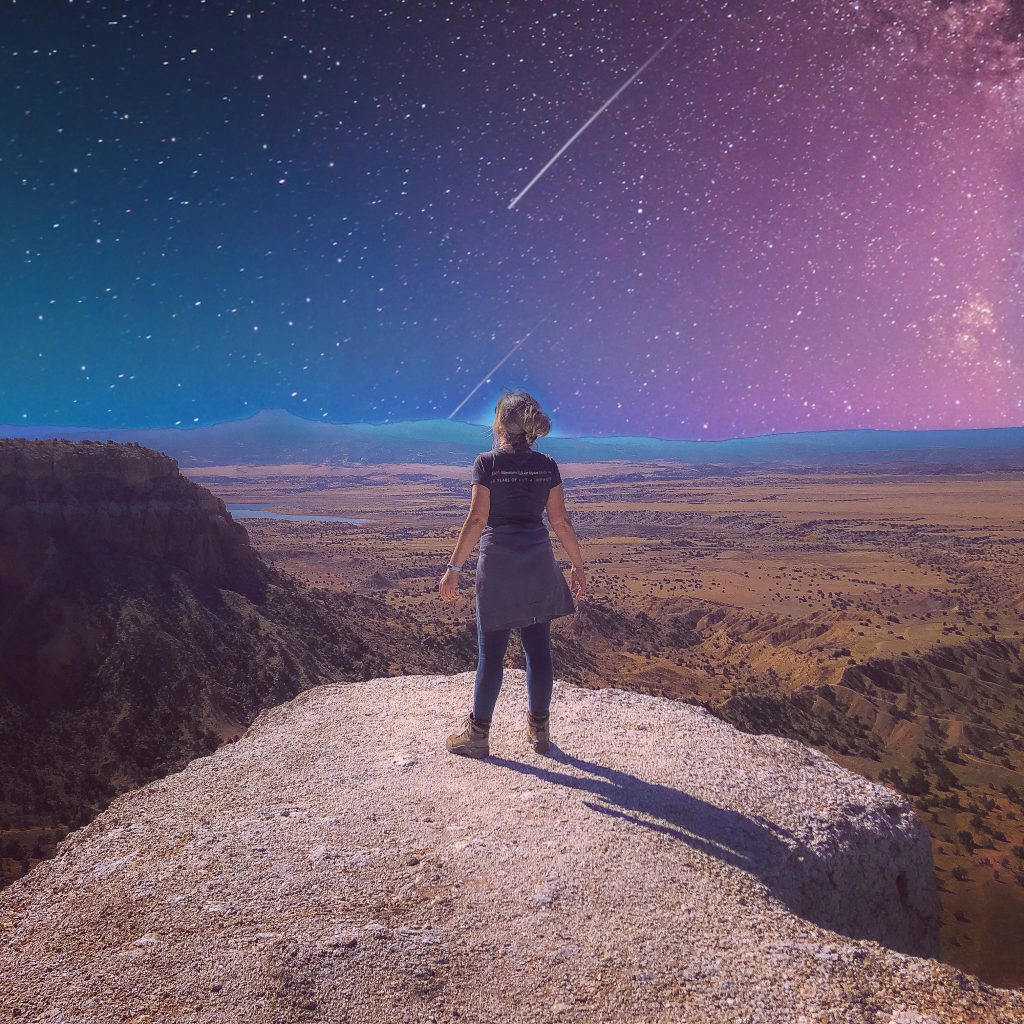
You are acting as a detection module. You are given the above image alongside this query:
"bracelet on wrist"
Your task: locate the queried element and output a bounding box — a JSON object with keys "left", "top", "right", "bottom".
{"left": 446, "top": 563, "right": 463, "bottom": 572}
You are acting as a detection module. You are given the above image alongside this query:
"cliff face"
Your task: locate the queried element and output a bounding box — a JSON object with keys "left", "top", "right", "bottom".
{"left": 0, "top": 439, "right": 411, "bottom": 848}
{"left": 2, "top": 672, "right": 1021, "bottom": 1024}
{"left": 0, "top": 438, "right": 264, "bottom": 599}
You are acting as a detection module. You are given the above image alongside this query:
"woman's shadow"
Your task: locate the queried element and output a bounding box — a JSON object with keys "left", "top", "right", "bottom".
{"left": 486, "top": 741, "right": 933, "bottom": 957}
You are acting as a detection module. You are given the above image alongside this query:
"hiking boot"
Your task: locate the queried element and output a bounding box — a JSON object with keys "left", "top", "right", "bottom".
{"left": 526, "top": 710, "right": 550, "bottom": 754}
{"left": 446, "top": 712, "right": 490, "bottom": 758}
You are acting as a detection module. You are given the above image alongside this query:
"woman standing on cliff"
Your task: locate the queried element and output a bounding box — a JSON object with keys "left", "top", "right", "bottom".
{"left": 438, "top": 390, "right": 586, "bottom": 758}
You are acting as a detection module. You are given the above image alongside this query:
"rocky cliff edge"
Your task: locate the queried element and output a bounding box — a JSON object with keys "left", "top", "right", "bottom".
{"left": 2, "top": 672, "right": 1022, "bottom": 1024}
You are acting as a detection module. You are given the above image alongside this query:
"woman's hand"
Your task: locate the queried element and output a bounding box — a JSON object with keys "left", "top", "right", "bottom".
{"left": 439, "top": 568, "right": 460, "bottom": 603}
{"left": 568, "top": 564, "right": 587, "bottom": 600}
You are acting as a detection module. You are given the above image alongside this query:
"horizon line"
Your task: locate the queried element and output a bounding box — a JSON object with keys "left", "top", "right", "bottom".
{"left": 2, "top": 406, "right": 1024, "bottom": 446}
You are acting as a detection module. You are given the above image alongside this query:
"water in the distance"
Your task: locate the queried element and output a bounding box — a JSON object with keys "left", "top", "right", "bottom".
{"left": 227, "top": 503, "right": 369, "bottom": 524}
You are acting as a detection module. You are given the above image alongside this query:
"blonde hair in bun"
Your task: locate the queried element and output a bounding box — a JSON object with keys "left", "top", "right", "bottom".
{"left": 491, "top": 390, "right": 552, "bottom": 450}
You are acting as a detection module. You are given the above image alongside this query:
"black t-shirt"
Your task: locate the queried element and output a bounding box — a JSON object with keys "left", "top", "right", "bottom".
{"left": 471, "top": 448, "right": 562, "bottom": 527}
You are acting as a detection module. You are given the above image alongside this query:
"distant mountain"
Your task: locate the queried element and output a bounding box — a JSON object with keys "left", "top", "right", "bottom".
{"left": 3, "top": 408, "right": 1024, "bottom": 470}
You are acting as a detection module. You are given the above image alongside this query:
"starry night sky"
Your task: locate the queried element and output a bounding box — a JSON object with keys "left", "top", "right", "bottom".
{"left": 3, "top": 1, "right": 1023, "bottom": 440}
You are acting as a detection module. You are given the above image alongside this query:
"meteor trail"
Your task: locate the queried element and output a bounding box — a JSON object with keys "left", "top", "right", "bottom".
{"left": 448, "top": 314, "right": 552, "bottom": 420}
{"left": 507, "top": 22, "right": 686, "bottom": 210}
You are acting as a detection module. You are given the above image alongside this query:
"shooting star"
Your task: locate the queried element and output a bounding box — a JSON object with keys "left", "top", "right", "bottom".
{"left": 448, "top": 314, "right": 552, "bottom": 420}
{"left": 508, "top": 22, "right": 686, "bottom": 211}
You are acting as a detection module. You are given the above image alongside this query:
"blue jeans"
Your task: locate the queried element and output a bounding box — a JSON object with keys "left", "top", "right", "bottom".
{"left": 472, "top": 614, "right": 553, "bottom": 724}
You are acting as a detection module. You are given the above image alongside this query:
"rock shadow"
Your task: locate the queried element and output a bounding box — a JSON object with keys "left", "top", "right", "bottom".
{"left": 486, "top": 743, "right": 938, "bottom": 957}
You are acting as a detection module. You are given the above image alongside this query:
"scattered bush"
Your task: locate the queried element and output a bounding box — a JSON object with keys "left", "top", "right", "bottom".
{"left": 957, "top": 830, "right": 976, "bottom": 853}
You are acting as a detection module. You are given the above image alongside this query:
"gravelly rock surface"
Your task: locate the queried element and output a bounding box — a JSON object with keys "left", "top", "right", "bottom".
{"left": 2, "top": 671, "right": 1022, "bottom": 1024}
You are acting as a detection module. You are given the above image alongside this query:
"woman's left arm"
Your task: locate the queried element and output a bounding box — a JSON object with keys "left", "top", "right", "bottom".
{"left": 439, "top": 484, "right": 490, "bottom": 601}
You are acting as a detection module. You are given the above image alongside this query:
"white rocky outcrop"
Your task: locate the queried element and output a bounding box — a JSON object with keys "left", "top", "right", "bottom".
{"left": 2, "top": 672, "right": 1022, "bottom": 1023}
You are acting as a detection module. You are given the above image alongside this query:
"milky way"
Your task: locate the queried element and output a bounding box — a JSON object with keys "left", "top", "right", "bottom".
{"left": 2, "top": 1, "right": 1022, "bottom": 438}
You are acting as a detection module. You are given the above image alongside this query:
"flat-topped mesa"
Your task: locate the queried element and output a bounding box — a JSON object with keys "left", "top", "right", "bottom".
{"left": 0, "top": 437, "right": 382, "bottom": 839}
{"left": 3, "top": 672, "right": 1021, "bottom": 1023}
{"left": 0, "top": 437, "right": 265, "bottom": 597}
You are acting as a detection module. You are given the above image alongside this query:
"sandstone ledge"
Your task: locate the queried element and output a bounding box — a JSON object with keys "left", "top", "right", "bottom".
{"left": 2, "top": 672, "right": 1022, "bottom": 1023}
